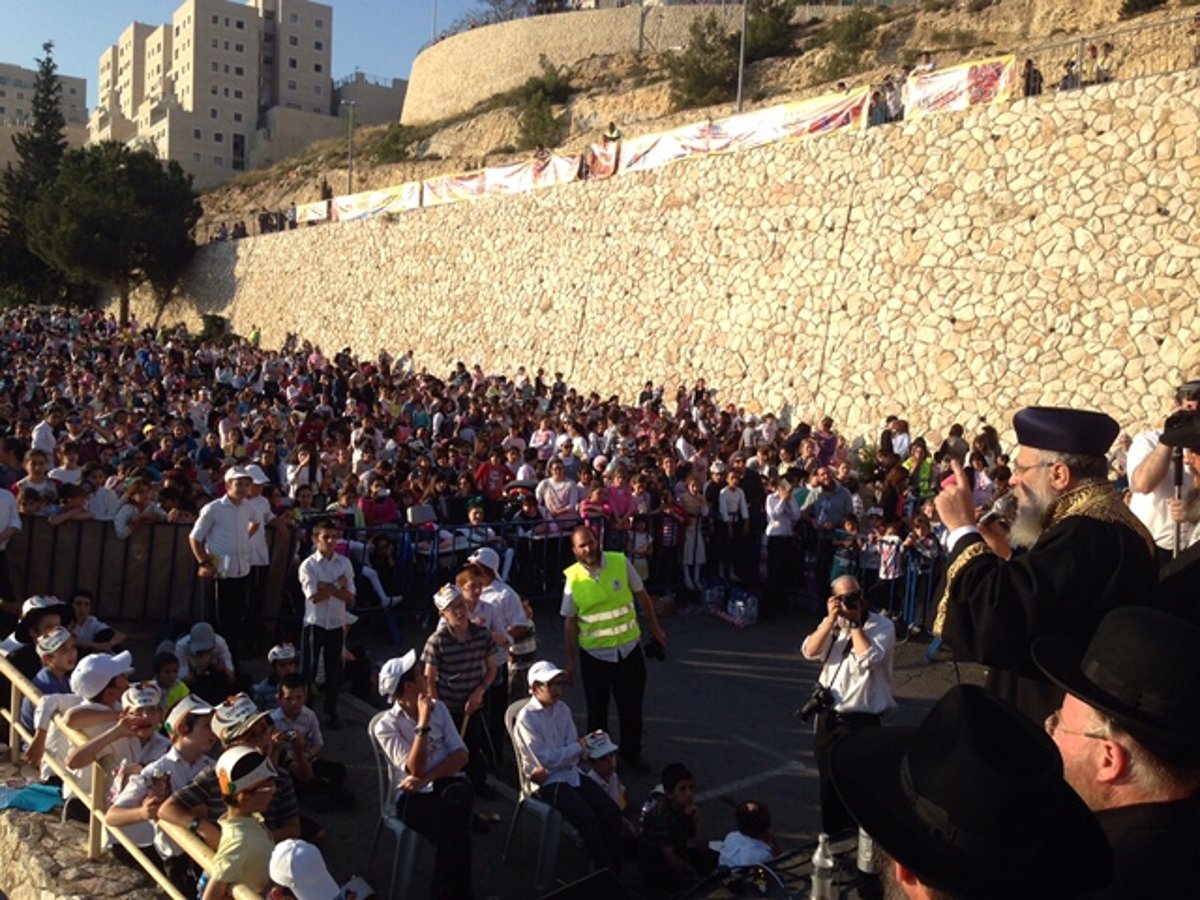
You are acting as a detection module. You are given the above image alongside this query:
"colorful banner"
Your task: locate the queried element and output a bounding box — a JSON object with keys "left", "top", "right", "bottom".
{"left": 708, "top": 86, "right": 871, "bottom": 154}
{"left": 331, "top": 184, "right": 424, "bottom": 222}
{"left": 620, "top": 121, "right": 714, "bottom": 175}
{"left": 294, "top": 200, "right": 329, "bottom": 223}
{"left": 423, "top": 170, "right": 487, "bottom": 207}
{"left": 483, "top": 154, "right": 581, "bottom": 197}
{"left": 904, "top": 55, "right": 1016, "bottom": 121}
{"left": 584, "top": 143, "right": 619, "bottom": 180}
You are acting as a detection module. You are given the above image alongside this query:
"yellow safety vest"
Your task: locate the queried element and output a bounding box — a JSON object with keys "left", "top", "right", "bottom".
{"left": 566, "top": 552, "right": 641, "bottom": 650}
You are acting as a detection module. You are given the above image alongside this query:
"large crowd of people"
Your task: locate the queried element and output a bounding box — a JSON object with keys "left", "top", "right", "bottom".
{"left": 1, "top": 305, "right": 1198, "bottom": 898}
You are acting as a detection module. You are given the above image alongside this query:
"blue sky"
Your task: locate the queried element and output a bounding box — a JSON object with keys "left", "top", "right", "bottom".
{"left": 0, "top": 0, "right": 479, "bottom": 107}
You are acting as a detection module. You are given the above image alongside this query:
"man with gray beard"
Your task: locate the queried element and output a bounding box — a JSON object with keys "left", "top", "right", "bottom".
{"left": 932, "top": 407, "right": 1155, "bottom": 724}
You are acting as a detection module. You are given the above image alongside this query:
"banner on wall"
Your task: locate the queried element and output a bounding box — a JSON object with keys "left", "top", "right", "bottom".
{"left": 620, "top": 121, "right": 716, "bottom": 175}
{"left": 905, "top": 55, "right": 1017, "bottom": 120}
{"left": 423, "top": 170, "right": 487, "bottom": 206}
{"left": 709, "top": 86, "right": 871, "bottom": 154}
{"left": 331, "top": 184, "right": 424, "bottom": 222}
{"left": 584, "top": 143, "right": 619, "bottom": 179}
{"left": 483, "top": 154, "right": 582, "bottom": 196}
{"left": 294, "top": 200, "right": 329, "bottom": 223}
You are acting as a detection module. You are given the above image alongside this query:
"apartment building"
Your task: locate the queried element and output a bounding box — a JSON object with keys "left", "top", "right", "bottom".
{"left": 0, "top": 60, "right": 88, "bottom": 172}
{"left": 89, "top": 0, "right": 400, "bottom": 190}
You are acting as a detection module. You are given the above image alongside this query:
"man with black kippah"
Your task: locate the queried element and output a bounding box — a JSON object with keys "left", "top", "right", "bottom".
{"left": 1034, "top": 606, "right": 1200, "bottom": 899}
{"left": 933, "top": 406, "right": 1156, "bottom": 723}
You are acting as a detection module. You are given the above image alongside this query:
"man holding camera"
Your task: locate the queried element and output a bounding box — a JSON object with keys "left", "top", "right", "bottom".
{"left": 800, "top": 575, "right": 896, "bottom": 835}
{"left": 1128, "top": 379, "right": 1199, "bottom": 564}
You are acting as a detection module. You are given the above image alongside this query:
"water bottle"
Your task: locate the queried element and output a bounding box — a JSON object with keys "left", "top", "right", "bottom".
{"left": 810, "top": 832, "right": 835, "bottom": 900}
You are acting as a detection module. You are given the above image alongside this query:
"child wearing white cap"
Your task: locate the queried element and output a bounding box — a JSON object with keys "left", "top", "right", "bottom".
{"left": 65, "top": 681, "right": 169, "bottom": 775}
{"left": 19, "top": 625, "right": 77, "bottom": 733}
{"left": 514, "top": 660, "right": 623, "bottom": 872}
{"left": 253, "top": 642, "right": 299, "bottom": 710}
{"left": 106, "top": 695, "right": 217, "bottom": 891}
{"left": 204, "top": 746, "right": 279, "bottom": 897}
{"left": 269, "top": 839, "right": 340, "bottom": 900}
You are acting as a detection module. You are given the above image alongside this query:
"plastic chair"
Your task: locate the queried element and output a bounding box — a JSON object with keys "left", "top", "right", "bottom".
{"left": 502, "top": 698, "right": 569, "bottom": 893}
{"left": 366, "top": 710, "right": 423, "bottom": 899}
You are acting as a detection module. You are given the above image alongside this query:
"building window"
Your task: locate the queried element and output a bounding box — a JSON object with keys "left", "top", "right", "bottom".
{"left": 289, "top": 12, "right": 299, "bottom": 24}
{"left": 211, "top": 14, "right": 218, "bottom": 24}
{"left": 288, "top": 58, "right": 297, "bottom": 69}
{"left": 235, "top": 43, "right": 243, "bottom": 52}
{"left": 193, "top": 152, "right": 202, "bottom": 162}
{"left": 211, "top": 85, "right": 218, "bottom": 95}
{"left": 212, "top": 62, "right": 219, "bottom": 72}
{"left": 314, "top": 41, "right": 324, "bottom": 51}
{"left": 315, "top": 18, "right": 324, "bottom": 28}
{"left": 264, "top": 34, "right": 274, "bottom": 44}
{"left": 224, "top": 17, "right": 230, "bottom": 26}
{"left": 214, "top": 132, "right": 223, "bottom": 143}
{"left": 236, "top": 19, "right": 244, "bottom": 29}
{"left": 193, "top": 128, "right": 202, "bottom": 139}
{"left": 314, "top": 85, "right": 322, "bottom": 95}
{"left": 223, "top": 87, "right": 230, "bottom": 97}
{"left": 314, "top": 63, "right": 323, "bottom": 73}
{"left": 210, "top": 108, "right": 218, "bottom": 119}
{"left": 233, "top": 112, "right": 243, "bottom": 122}
{"left": 289, "top": 35, "right": 299, "bottom": 46}
{"left": 287, "top": 80, "right": 297, "bottom": 91}
{"left": 234, "top": 89, "right": 244, "bottom": 99}
{"left": 224, "top": 40, "right": 230, "bottom": 50}
{"left": 234, "top": 66, "right": 244, "bottom": 76}
{"left": 211, "top": 38, "right": 218, "bottom": 48}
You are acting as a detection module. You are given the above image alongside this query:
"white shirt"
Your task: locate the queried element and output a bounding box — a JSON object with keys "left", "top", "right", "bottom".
{"left": 764, "top": 493, "right": 800, "bottom": 537}
{"left": 110, "top": 746, "right": 212, "bottom": 854}
{"left": 719, "top": 486, "right": 749, "bottom": 523}
{"left": 1128, "top": 429, "right": 1193, "bottom": 550}
{"left": 270, "top": 705, "right": 324, "bottom": 757}
{"left": 298, "top": 550, "right": 356, "bottom": 629}
{"left": 371, "top": 700, "right": 466, "bottom": 795}
{"left": 31, "top": 419, "right": 56, "bottom": 456}
{"left": 247, "top": 494, "right": 274, "bottom": 566}
{"left": 514, "top": 695, "right": 582, "bottom": 789}
{"left": 87, "top": 487, "right": 121, "bottom": 522}
{"left": 719, "top": 830, "right": 775, "bottom": 868}
{"left": 481, "top": 579, "right": 533, "bottom": 665}
{"left": 801, "top": 611, "right": 897, "bottom": 716}
{"left": 174, "top": 633, "right": 235, "bottom": 681}
{"left": 0, "top": 489, "right": 20, "bottom": 550}
{"left": 189, "top": 495, "right": 258, "bottom": 578}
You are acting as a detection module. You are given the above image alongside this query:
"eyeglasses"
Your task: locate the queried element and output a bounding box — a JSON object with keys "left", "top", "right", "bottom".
{"left": 1011, "top": 461, "right": 1056, "bottom": 478}
{"left": 1044, "top": 710, "right": 1105, "bottom": 741}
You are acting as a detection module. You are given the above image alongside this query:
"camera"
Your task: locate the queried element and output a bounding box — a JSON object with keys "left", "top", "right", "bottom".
{"left": 797, "top": 684, "right": 834, "bottom": 722}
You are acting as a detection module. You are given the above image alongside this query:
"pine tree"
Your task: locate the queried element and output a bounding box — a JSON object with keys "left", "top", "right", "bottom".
{"left": 0, "top": 41, "right": 70, "bottom": 306}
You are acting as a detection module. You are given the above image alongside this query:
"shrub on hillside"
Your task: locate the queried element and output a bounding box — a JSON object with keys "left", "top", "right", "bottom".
{"left": 810, "top": 7, "right": 881, "bottom": 83}
{"left": 746, "top": 0, "right": 800, "bottom": 63}
{"left": 517, "top": 90, "right": 562, "bottom": 150}
{"left": 665, "top": 13, "right": 739, "bottom": 110}
{"left": 1118, "top": 0, "right": 1166, "bottom": 17}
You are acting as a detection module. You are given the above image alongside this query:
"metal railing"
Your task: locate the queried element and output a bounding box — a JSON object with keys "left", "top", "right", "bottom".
{"left": 0, "top": 655, "right": 257, "bottom": 900}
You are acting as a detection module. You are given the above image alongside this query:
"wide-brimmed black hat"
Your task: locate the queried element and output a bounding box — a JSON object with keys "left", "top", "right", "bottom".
{"left": 1013, "top": 406, "right": 1119, "bottom": 456}
{"left": 16, "top": 595, "right": 73, "bottom": 641}
{"left": 830, "top": 685, "right": 1111, "bottom": 899}
{"left": 1160, "top": 410, "right": 1200, "bottom": 451}
{"left": 1033, "top": 606, "right": 1200, "bottom": 765}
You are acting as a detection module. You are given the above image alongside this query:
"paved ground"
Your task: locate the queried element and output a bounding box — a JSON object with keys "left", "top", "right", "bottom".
{"left": 285, "top": 593, "right": 985, "bottom": 899}
{"left": 109, "top": 590, "right": 983, "bottom": 898}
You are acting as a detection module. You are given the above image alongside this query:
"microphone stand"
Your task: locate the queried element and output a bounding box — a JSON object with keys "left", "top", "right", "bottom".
{"left": 1173, "top": 445, "right": 1184, "bottom": 560}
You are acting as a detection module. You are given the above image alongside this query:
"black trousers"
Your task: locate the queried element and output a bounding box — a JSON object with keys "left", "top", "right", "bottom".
{"left": 302, "top": 624, "right": 344, "bottom": 717}
{"left": 814, "top": 710, "right": 882, "bottom": 834}
{"left": 397, "top": 777, "right": 475, "bottom": 900}
{"left": 210, "top": 574, "right": 250, "bottom": 660}
{"left": 580, "top": 643, "right": 646, "bottom": 760}
{"left": 535, "top": 778, "right": 623, "bottom": 871}
{"left": 764, "top": 535, "right": 795, "bottom": 614}
{"left": 450, "top": 706, "right": 490, "bottom": 789}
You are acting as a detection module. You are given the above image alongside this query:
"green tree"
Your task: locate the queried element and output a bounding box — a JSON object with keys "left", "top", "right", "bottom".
{"left": 517, "top": 90, "right": 562, "bottom": 150}
{"left": 1118, "top": 0, "right": 1166, "bottom": 19}
{"left": 0, "top": 41, "right": 69, "bottom": 306}
{"left": 665, "top": 13, "right": 739, "bottom": 111}
{"left": 745, "top": 0, "right": 799, "bottom": 64}
{"left": 26, "top": 143, "right": 201, "bottom": 326}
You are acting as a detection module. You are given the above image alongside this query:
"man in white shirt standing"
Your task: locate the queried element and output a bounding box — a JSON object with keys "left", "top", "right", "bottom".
{"left": 800, "top": 575, "right": 896, "bottom": 836}
{"left": 31, "top": 405, "right": 64, "bottom": 457}
{"left": 514, "top": 660, "right": 623, "bottom": 873}
{"left": 1128, "top": 379, "right": 1199, "bottom": 564}
{"left": 189, "top": 466, "right": 260, "bottom": 659}
{"left": 244, "top": 463, "right": 286, "bottom": 653}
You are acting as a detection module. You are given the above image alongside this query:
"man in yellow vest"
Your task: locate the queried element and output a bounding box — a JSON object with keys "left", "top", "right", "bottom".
{"left": 562, "top": 525, "right": 667, "bottom": 775}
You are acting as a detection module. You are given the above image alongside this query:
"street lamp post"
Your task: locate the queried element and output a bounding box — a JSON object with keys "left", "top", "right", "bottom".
{"left": 432, "top": 0, "right": 438, "bottom": 42}
{"left": 736, "top": 0, "right": 749, "bottom": 113}
{"left": 340, "top": 99, "right": 356, "bottom": 195}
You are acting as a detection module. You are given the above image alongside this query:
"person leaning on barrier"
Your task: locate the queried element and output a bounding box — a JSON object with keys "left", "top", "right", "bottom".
{"left": 829, "top": 684, "right": 1113, "bottom": 900}
{"left": 933, "top": 407, "right": 1156, "bottom": 724}
{"left": 799, "top": 574, "right": 896, "bottom": 836}
{"left": 372, "top": 650, "right": 475, "bottom": 900}
{"left": 1033, "top": 607, "right": 1200, "bottom": 899}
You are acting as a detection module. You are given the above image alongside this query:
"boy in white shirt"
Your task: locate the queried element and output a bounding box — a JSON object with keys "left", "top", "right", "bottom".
{"left": 717, "top": 800, "right": 780, "bottom": 869}
{"left": 298, "top": 518, "right": 355, "bottom": 730}
{"left": 269, "top": 673, "right": 352, "bottom": 810}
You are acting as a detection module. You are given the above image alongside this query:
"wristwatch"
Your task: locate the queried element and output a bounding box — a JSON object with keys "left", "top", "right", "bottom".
{"left": 188, "top": 817, "right": 203, "bottom": 835}
{"left": 414, "top": 725, "right": 431, "bottom": 736}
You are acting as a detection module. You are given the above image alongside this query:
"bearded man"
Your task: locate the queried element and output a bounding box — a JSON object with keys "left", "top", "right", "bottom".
{"left": 932, "top": 407, "right": 1156, "bottom": 723}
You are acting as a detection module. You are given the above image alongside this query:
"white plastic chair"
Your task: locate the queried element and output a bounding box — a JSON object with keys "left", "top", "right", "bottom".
{"left": 366, "top": 710, "right": 424, "bottom": 899}
{"left": 502, "top": 698, "right": 570, "bottom": 893}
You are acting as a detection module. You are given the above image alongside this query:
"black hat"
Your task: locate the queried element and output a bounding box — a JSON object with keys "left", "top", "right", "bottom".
{"left": 830, "top": 685, "right": 1111, "bottom": 899}
{"left": 16, "top": 595, "right": 73, "bottom": 641}
{"left": 1013, "top": 406, "right": 1119, "bottom": 456}
{"left": 1033, "top": 606, "right": 1200, "bottom": 766}
{"left": 1160, "top": 410, "right": 1200, "bottom": 451}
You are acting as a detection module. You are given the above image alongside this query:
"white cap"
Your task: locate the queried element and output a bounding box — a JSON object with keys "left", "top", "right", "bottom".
{"left": 433, "top": 583, "right": 462, "bottom": 611}
{"left": 121, "top": 681, "right": 163, "bottom": 711}
{"left": 215, "top": 746, "right": 276, "bottom": 797}
{"left": 269, "top": 840, "right": 341, "bottom": 900}
{"left": 165, "top": 694, "right": 214, "bottom": 736}
{"left": 268, "top": 642, "right": 297, "bottom": 663}
{"left": 527, "top": 660, "right": 566, "bottom": 686}
{"left": 582, "top": 730, "right": 619, "bottom": 759}
{"left": 69, "top": 650, "right": 134, "bottom": 700}
{"left": 242, "top": 463, "right": 271, "bottom": 485}
{"left": 212, "top": 692, "right": 270, "bottom": 742}
{"left": 36, "top": 625, "right": 72, "bottom": 655}
{"left": 378, "top": 649, "right": 418, "bottom": 698}
{"left": 467, "top": 547, "right": 500, "bottom": 573}
{"left": 223, "top": 465, "right": 252, "bottom": 482}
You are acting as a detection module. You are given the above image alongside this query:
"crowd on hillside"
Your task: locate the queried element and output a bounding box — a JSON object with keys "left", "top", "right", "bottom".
{"left": 2, "top": 305, "right": 1195, "bottom": 898}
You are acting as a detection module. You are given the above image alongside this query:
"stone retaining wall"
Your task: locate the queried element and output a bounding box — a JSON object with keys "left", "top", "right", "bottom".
{"left": 130, "top": 69, "right": 1200, "bottom": 441}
